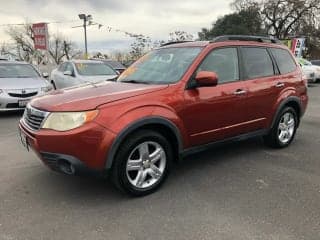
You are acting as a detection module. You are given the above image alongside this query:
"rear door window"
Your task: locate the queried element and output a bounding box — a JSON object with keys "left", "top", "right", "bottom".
{"left": 241, "top": 47, "right": 274, "bottom": 79}
{"left": 270, "top": 48, "right": 297, "bottom": 74}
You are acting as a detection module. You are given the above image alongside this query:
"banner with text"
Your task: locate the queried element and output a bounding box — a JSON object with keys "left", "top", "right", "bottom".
{"left": 32, "top": 23, "right": 49, "bottom": 50}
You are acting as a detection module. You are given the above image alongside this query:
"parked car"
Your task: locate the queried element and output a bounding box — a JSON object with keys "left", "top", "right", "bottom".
{"left": 311, "top": 60, "right": 320, "bottom": 66}
{"left": 50, "top": 60, "right": 118, "bottom": 89}
{"left": 19, "top": 35, "right": 308, "bottom": 196}
{"left": 0, "top": 61, "right": 51, "bottom": 111}
{"left": 297, "top": 58, "right": 320, "bottom": 83}
{"left": 92, "top": 59, "right": 126, "bottom": 74}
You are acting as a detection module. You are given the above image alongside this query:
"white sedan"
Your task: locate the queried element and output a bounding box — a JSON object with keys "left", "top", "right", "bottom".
{"left": 50, "top": 60, "right": 118, "bottom": 89}
{"left": 297, "top": 58, "right": 320, "bottom": 83}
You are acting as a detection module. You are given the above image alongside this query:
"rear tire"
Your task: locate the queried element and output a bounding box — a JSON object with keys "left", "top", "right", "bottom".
{"left": 264, "top": 106, "right": 298, "bottom": 148}
{"left": 111, "top": 130, "right": 173, "bottom": 196}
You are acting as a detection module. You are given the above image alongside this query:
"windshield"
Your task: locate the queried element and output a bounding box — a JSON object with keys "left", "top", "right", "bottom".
{"left": 118, "top": 47, "right": 202, "bottom": 84}
{"left": 0, "top": 64, "right": 40, "bottom": 78}
{"left": 75, "top": 62, "right": 117, "bottom": 76}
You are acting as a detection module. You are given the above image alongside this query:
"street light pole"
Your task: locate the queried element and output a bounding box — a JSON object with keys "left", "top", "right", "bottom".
{"left": 83, "top": 16, "right": 88, "bottom": 57}
{"left": 78, "top": 14, "right": 92, "bottom": 59}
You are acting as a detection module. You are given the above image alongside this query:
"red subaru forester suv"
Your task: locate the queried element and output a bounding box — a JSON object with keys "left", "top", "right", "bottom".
{"left": 19, "top": 36, "right": 308, "bottom": 196}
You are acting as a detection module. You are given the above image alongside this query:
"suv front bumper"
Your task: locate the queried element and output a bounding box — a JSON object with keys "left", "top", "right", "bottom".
{"left": 19, "top": 120, "right": 116, "bottom": 175}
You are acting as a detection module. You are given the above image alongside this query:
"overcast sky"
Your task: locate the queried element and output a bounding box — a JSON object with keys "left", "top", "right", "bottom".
{"left": 0, "top": 0, "right": 233, "bottom": 53}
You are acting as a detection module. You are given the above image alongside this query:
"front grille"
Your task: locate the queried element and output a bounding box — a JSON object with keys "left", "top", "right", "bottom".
{"left": 8, "top": 92, "right": 38, "bottom": 98}
{"left": 23, "top": 105, "right": 49, "bottom": 131}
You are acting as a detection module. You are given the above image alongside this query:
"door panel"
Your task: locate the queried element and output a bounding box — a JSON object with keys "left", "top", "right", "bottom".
{"left": 181, "top": 47, "right": 250, "bottom": 146}
{"left": 240, "top": 47, "right": 278, "bottom": 131}
{"left": 183, "top": 82, "right": 249, "bottom": 146}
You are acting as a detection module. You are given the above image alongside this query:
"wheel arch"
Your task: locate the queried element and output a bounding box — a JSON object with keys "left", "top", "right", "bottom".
{"left": 105, "top": 117, "right": 184, "bottom": 170}
{"left": 271, "top": 96, "right": 302, "bottom": 129}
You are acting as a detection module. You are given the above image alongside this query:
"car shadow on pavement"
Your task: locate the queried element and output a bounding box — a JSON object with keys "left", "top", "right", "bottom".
{"left": 0, "top": 110, "right": 24, "bottom": 118}
{"left": 20, "top": 137, "right": 266, "bottom": 203}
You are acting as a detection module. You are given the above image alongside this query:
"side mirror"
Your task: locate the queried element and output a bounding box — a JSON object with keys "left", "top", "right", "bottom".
{"left": 42, "top": 72, "right": 49, "bottom": 78}
{"left": 195, "top": 71, "right": 218, "bottom": 87}
{"left": 63, "top": 70, "right": 73, "bottom": 76}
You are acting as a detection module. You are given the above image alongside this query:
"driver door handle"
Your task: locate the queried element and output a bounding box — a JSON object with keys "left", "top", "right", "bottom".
{"left": 275, "top": 82, "right": 285, "bottom": 88}
{"left": 233, "top": 89, "right": 247, "bottom": 95}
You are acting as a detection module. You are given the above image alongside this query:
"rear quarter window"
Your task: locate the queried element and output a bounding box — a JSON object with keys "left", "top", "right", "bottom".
{"left": 270, "top": 48, "right": 297, "bottom": 74}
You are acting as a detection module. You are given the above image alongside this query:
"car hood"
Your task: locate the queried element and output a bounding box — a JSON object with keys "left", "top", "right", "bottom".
{"left": 0, "top": 77, "right": 48, "bottom": 89}
{"left": 302, "top": 65, "right": 320, "bottom": 71}
{"left": 78, "top": 75, "right": 118, "bottom": 83}
{"left": 31, "top": 82, "right": 168, "bottom": 112}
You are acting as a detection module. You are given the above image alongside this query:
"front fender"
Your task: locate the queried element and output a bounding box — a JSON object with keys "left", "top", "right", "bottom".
{"left": 97, "top": 105, "right": 187, "bottom": 170}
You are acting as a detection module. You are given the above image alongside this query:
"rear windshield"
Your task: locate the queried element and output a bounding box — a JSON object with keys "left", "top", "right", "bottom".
{"left": 0, "top": 64, "right": 40, "bottom": 78}
{"left": 75, "top": 62, "right": 117, "bottom": 76}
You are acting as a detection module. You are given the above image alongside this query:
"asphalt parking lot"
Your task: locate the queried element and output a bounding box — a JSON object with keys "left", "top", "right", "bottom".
{"left": 0, "top": 85, "right": 319, "bottom": 240}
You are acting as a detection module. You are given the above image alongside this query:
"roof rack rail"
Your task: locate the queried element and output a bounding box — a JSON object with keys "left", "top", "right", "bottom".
{"left": 211, "top": 35, "right": 282, "bottom": 44}
{"left": 161, "top": 41, "right": 193, "bottom": 47}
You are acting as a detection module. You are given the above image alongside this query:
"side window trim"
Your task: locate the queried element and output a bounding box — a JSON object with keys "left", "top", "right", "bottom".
{"left": 267, "top": 48, "right": 280, "bottom": 75}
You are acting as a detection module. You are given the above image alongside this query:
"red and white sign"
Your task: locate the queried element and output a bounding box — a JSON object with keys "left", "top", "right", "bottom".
{"left": 32, "top": 23, "right": 48, "bottom": 50}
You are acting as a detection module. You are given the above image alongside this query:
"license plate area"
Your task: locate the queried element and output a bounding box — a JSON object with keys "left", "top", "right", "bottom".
{"left": 18, "top": 99, "right": 30, "bottom": 107}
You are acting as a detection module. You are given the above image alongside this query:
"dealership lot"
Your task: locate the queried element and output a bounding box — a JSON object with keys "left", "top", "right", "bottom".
{"left": 0, "top": 85, "right": 319, "bottom": 240}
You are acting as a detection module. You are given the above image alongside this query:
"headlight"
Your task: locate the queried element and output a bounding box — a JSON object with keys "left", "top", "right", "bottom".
{"left": 42, "top": 110, "right": 99, "bottom": 131}
{"left": 41, "top": 86, "right": 52, "bottom": 92}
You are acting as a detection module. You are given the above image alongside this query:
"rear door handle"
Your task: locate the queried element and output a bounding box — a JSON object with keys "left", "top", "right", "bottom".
{"left": 233, "top": 89, "right": 247, "bottom": 95}
{"left": 275, "top": 82, "right": 285, "bottom": 88}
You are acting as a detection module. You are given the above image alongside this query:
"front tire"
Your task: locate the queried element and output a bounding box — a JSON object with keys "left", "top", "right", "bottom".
{"left": 264, "top": 106, "right": 298, "bottom": 148}
{"left": 111, "top": 130, "right": 173, "bottom": 196}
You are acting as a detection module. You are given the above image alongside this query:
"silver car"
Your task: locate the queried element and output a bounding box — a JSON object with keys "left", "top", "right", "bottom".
{"left": 50, "top": 60, "right": 118, "bottom": 89}
{"left": 0, "top": 61, "right": 52, "bottom": 111}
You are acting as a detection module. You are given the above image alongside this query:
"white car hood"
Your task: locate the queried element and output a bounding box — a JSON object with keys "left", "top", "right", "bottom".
{"left": 0, "top": 77, "right": 48, "bottom": 90}
{"left": 78, "top": 75, "right": 118, "bottom": 83}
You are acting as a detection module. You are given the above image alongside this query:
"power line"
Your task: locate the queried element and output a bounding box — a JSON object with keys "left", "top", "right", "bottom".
{"left": 0, "top": 20, "right": 78, "bottom": 27}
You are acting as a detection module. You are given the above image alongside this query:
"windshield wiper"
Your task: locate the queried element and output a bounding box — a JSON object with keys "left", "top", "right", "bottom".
{"left": 120, "top": 80, "right": 149, "bottom": 84}
{"left": 107, "top": 76, "right": 118, "bottom": 82}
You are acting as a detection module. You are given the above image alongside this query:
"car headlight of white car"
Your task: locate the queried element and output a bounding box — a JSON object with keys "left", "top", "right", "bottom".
{"left": 42, "top": 110, "right": 99, "bottom": 131}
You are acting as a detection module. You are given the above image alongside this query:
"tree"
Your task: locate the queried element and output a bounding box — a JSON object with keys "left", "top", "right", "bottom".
{"left": 6, "top": 24, "right": 36, "bottom": 62}
{"left": 48, "top": 35, "right": 80, "bottom": 64}
{"left": 129, "top": 34, "right": 151, "bottom": 60}
{"left": 168, "top": 31, "right": 194, "bottom": 42}
{"left": 261, "top": 0, "right": 320, "bottom": 39}
{"left": 198, "top": 7, "right": 264, "bottom": 40}
{"left": 6, "top": 24, "right": 79, "bottom": 64}
{"left": 0, "top": 43, "right": 16, "bottom": 59}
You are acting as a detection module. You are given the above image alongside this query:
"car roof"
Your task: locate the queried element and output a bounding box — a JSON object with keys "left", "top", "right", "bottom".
{"left": 0, "top": 60, "right": 30, "bottom": 65}
{"left": 160, "top": 35, "right": 286, "bottom": 49}
{"left": 69, "top": 59, "right": 104, "bottom": 64}
{"left": 101, "top": 60, "right": 126, "bottom": 69}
